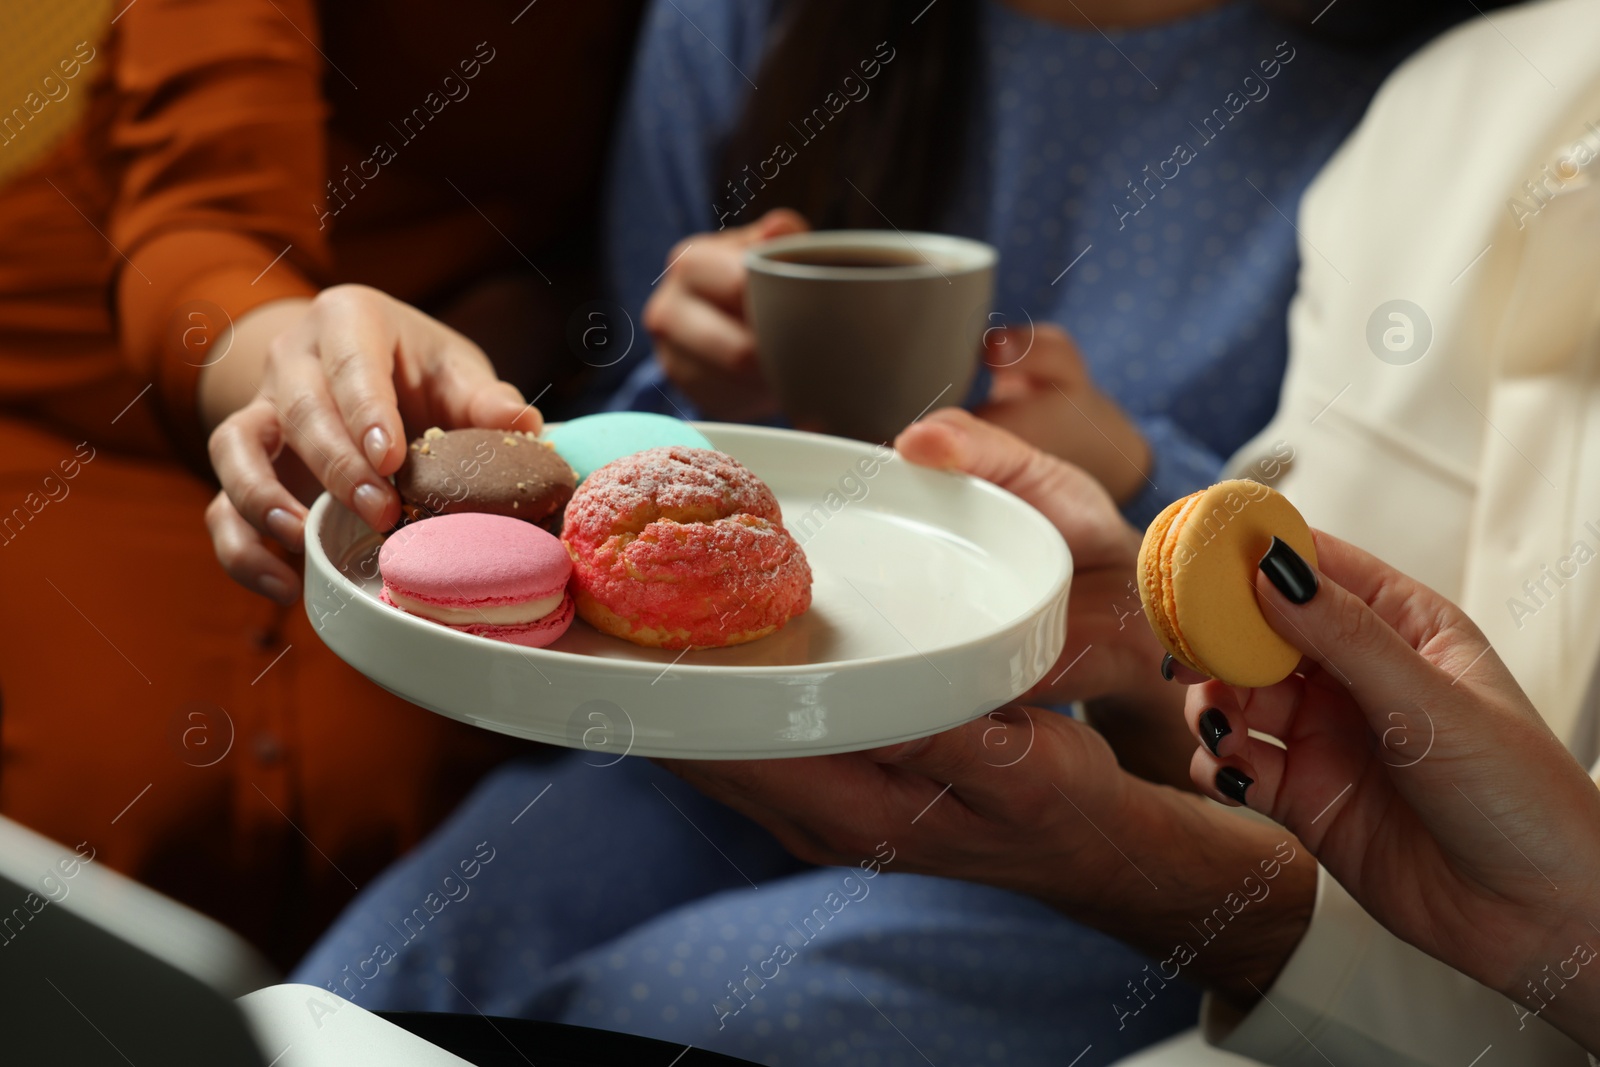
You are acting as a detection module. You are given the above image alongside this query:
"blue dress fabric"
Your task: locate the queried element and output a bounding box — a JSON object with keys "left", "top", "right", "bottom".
{"left": 593, "top": 0, "right": 1404, "bottom": 525}
{"left": 291, "top": 755, "right": 1203, "bottom": 1064}
{"left": 293, "top": 3, "right": 1418, "bottom": 1062}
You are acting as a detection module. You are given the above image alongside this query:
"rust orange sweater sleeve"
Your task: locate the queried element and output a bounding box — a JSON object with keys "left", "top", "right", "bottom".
{"left": 108, "top": 0, "right": 333, "bottom": 466}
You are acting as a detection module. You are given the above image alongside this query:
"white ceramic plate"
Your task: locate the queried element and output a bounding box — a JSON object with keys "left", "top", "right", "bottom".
{"left": 304, "top": 424, "right": 1071, "bottom": 759}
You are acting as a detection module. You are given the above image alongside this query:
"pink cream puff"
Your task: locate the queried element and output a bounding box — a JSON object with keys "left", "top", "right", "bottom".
{"left": 560, "top": 446, "right": 812, "bottom": 649}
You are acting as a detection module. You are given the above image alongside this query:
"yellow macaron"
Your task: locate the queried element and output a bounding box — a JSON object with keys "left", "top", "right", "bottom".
{"left": 1136, "top": 479, "right": 1317, "bottom": 687}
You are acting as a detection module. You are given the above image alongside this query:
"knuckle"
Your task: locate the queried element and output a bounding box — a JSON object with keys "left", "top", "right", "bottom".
{"left": 935, "top": 406, "right": 983, "bottom": 433}
{"left": 1331, "top": 592, "right": 1377, "bottom": 650}
{"left": 666, "top": 237, "right": 696, "bottom": 266}
{"left": 312, "top": 284, "right": 386, "bottom": 332}
{"left": 206, "top": 421, "right": 235, "bottom": 467}
{"left": 220, "top": 554, "right": 258, "bottom": 589}
{"left": 917, "top": 751, "right": 980, "bottom": 794}
{"left": 1025, "top": 452, "right": 1073, "bottom": 498}
{"left": 1005, "top": 780, "right": 1058, "bottom": 824}
{"left": 322, "top": 451, "right": 367, "bottom": 493}
{"left": 726, "top": 333, "right": 756, "bottom": 366}
{"left": 263, "top": 334, "right": 297, "bottom": 372}
{"left": 236, "top": 482, "right": 281, "bottom": 524}
{"left": 315, "top": 283, "right": 372, "bottom": 311}
{"left": 310, "top": 287, "right": 350, "bottom": 321}
{"left": 203, "top": 491, "right": 231, "bottom": 526}
{"left": 205, "top": 515, "right": 249, "bottom": 574}
{"left": 1036, "top": 322, "right": 1069, "bottom": 345}
{"left": 282, "top": 389, "right": 324, "bottom": 431}
{"left": 320, "top": 336, "right": 366, "bottom": 378}
{"left": 641, "top": 292, "right": 672, "bottom": 337}
{"left": 1438, "top": 612, "right": 1486, "bottom": 655}
{"left": 448, "top": 332, "right": 492, "bottom": 370}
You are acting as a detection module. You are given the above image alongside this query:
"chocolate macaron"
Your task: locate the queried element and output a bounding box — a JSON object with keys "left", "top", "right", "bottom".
{"left": 395, "top": 427, "right": 576, "bottom": 528}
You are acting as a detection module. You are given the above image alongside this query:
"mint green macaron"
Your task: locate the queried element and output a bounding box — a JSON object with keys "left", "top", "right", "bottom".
{"left": 544, "top": 412, "right": 714, "bottom": 483}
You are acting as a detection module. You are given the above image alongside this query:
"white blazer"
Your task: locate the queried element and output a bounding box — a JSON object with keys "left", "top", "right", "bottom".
{"left": 1121, "top": 0, "right": 1600, "bottom": 1062}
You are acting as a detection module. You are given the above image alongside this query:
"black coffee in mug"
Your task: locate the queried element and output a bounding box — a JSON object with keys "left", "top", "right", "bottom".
{"left": 769, "top": 247, "right": 934, "bottom": 269}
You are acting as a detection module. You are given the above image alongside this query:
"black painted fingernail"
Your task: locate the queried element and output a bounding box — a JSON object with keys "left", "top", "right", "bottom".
{"left": 1198, "top": 708, "right": 1231, "bottom": 756}
{"left": 1259, "top": 536, "right": 1318, "bottom": 604}
{"left": 1160, "top": 653, "right": 1176, "bottom": 681}
{"left": 1216, "top": 767, "right": 1253, "bottom": 805}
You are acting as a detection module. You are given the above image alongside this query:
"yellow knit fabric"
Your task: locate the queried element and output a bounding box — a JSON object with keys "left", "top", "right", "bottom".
{"left": 0, "top": 0, "right": 113, "bottom": 186}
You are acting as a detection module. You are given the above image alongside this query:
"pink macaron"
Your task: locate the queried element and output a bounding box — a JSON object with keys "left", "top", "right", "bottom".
{"left": 378, "top": 512, "right": 574, "bottom": 648}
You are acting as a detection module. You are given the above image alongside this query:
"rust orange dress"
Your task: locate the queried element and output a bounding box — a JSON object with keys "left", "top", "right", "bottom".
{"left": 0, "top": 0, "right": 642, "bottom": 967}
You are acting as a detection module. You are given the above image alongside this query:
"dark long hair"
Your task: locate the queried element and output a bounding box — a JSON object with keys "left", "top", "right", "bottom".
{"left": 717, "top": 0, "right": 1495, "bottom": 232}
{"left": 716, "top": 0, "right": 980, "bottom": 232}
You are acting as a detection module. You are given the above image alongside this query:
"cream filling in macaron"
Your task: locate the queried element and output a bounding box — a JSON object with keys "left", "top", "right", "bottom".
{"left": 387, "top": 588, "right": 564, "bottom": 626}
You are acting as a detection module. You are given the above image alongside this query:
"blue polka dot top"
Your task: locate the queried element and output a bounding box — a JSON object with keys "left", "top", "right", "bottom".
{"left": 594, "top": 0, "right": 1413, "bottom": 524}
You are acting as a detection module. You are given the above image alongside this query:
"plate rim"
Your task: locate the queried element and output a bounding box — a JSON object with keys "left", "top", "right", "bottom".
{"left": 304, "top": 421, "right": 1071, "bottom": 678}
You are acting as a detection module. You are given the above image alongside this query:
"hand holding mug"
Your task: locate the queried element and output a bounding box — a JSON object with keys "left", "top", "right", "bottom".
{"left": 976, "top": 323, "right": 1152, "bottom": 506}
{"left": 642, "top": 209, "right": 809, "bottom": 421}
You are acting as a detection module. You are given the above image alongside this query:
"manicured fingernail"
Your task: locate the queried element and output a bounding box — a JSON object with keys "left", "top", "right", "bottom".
{"left": 1260, "top": 536, "right": 1318, "bottom": 604}
{"left": 1160, "top": 653, "right": 1176, "bottom": 681}
{"left": 1199, "top": 708, "right": 1231, "bottom": 756}
{"left": 363, "top": 426, "right": 390, "bottom": 468}
{"left": 1216, "top": 767, "right": 1253, "bottom": 805}
{"left": 352, "top": 483, "right": 389, "bottom": 525}
{"left": 258, "top": 574, "right": 295, "bottom": 604}
{"left": 264, "top": 507, "right": 303, "bottom": 549}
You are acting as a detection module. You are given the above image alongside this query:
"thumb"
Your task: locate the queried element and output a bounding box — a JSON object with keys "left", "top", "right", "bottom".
{"left": 895, "top": 407, "right": 1136, "bottom": 569}
{"left": 465, "top": 379, "right": 543, "bottom": 434}
{"left": 866, "top": 705, "right": 1081, "bottom": 819}
{"left": 421, "top": 330, "right": 543, "bottom": 436}
{"left": 744, "top": 208, "right": 810, "bottom": 245}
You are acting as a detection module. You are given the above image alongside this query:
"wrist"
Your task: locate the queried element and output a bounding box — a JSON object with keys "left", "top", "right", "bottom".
{"left": 1500, "top": 906, "right": 1600, "bottom": 1053}
{"left": 1039, "top": 781, "right": 1315, "bottom": 1011}
{"left": 1169, "top": 796, "right": 1317, "bottom": 1011}
{"left": 1104, "top": 415, "right": 1154, "bottom": 507}
{"left": 1045, "top": 382, "right": 1152, "bottom": 506}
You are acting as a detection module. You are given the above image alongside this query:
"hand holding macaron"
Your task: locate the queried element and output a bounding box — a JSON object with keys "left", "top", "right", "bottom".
{"left": 642, "top": 209, "right": 809, "bottom": 422}
{"left": 1177, "top": 529, "right": 1600, "bottom": 1052}
{"left": 205, "top": 285, "right": 543, "bottom": 604}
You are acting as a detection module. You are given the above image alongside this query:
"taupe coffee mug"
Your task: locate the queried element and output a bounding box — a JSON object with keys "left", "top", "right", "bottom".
{"left": 744, "top": 230, "right": 996, "bottom": 441}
